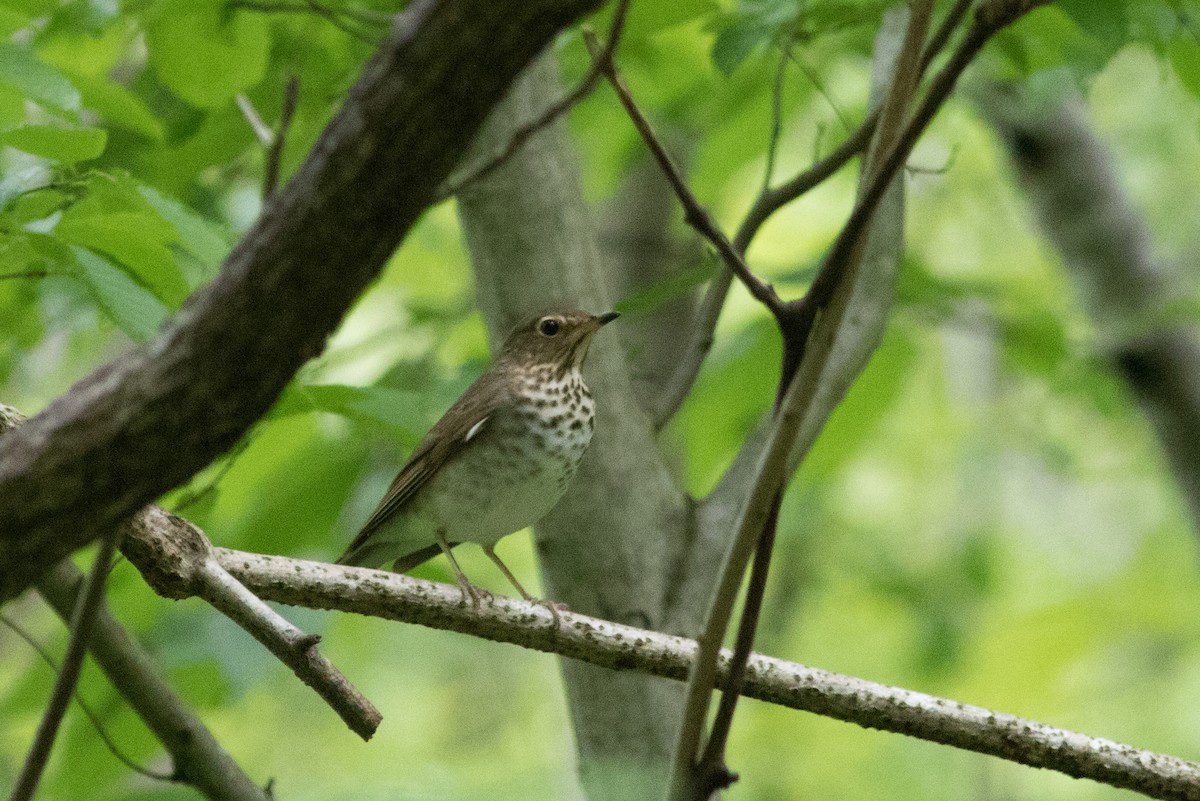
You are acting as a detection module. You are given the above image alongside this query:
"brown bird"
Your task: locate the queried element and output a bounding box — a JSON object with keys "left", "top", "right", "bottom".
{"left": 337, "top": 308, "right": 618, "bottom": 607}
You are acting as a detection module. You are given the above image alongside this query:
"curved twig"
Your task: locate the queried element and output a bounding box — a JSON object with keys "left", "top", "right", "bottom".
{"left": 653, "top": 0, "right": 976, "bottom": 427}
{"left": 439, "top": 0, "right": 631, "bottom": 201}
{"left": 585, "top": 31, "right": 785, "bottom": 317}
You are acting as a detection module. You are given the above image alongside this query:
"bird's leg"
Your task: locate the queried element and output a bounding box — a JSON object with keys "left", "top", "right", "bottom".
{"left": 482, "top": 545, "right": 567, "bottom": 626}
{"left": 435, "top": 531, "right": 489, "bottom": 608}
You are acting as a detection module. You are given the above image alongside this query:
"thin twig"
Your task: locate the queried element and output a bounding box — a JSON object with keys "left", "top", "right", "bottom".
{"left": 263, "top": 76, "right": 300, "bottom": 200}
{"left": 172, "top": 435, "right": 253, "bottom": 512}
{"left": 230, "top": 0, "right": 381, "bottom": 43}
{"left": 277, "top": 0, "right": 392, "bottom": 24}
{"left": 218, "top": 549, "right": 1200, "bottom": 801}
{"left": 10, "top": 529, "right": 124, "bottom": 801}
{"left": 761, "top": 41, "right": 791, "bottom": 195}
{"left": 680, "top": 6, "right": 936, "bottom": 795}
{"left": 585, "top": 31, "right": 785, "bottom": 316}
{"left": 302, "top": 0, "right": 379, "bottom": 41}
{"left": 652, "top": 0, "right": 976, "bottom": 427}
{"left": 800, "top": 4, "right": 1008, "bottom": 323}
{"left": 0, "top": 270, "right": 49, "bottom": 280}
{"left": 785, "top": 49, "right": 853, "bottom": 134}
{"left": 36, "top": 561, "right": 271, "bottom": 801}
{"left": 439, "top": 0, "right": 631, "bottom": 201}
{"left": 236, "top": 94, "right": 274, "bottom": 148}
{"left": 0, "top": 614, "right": 175, "bottom": 782}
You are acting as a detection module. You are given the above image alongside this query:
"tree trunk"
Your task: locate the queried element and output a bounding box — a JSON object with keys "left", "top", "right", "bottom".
{"left": 455, "top": 53, "right": 693, "bottom": 800}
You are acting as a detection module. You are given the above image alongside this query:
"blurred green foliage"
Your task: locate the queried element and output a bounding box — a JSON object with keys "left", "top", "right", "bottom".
{"left": 3, "top": 0, "right": 1200, "bottom": 799}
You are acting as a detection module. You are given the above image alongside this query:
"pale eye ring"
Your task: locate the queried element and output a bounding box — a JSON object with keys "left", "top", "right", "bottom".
{"left": 538, "top": 317, "right": 561, "bottom": 337}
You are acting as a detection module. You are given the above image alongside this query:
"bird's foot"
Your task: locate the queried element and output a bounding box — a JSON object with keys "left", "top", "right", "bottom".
{"left": 455, "top": 575, "right": 492, "bottom": 608}
{"left": 525, "top": 595, "right": 569, "bottom": 628}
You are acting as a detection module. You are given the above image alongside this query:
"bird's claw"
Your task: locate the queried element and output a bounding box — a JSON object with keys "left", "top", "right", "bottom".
{"left": 456, "top": 578, "right": 492, "bottom": 608}
{"left": 527, "top": 596, "right": 568, "bottom": 628}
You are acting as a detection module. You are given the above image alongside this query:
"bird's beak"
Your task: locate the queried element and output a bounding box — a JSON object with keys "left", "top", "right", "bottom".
{"left": 593, "top": 311, "right": 620, "bottom": 327}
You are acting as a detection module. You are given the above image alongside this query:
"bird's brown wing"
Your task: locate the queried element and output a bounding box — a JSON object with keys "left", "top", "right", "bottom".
{"left": 335, "top": 368, "right": 511, "bottom": 565}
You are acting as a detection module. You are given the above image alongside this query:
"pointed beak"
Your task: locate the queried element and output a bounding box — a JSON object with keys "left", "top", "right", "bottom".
{"left": 594, "top": 311, "right": 620, "bottom": 327}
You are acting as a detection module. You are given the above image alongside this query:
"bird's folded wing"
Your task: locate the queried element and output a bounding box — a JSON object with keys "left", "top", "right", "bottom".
{"left": 336, "top": 369, "right": 511, "bottom": 565}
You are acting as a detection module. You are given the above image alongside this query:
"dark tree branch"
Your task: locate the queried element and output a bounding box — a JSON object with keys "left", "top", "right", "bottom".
{"left": 10, "top": 528, "right": 123, "bottom": 801}
{"left": 2, "top": 402, "right": 381, "bottom": 740}
{"left": 38, "top": 562, "right": 272, "bottom": 801}
{"left": 0, "top": 0, "right": 606, "bottom": 602}
{"left": 214, "top": 549, "right": 1200, "bottom": 801}
{"left": 438, "top": 0, "right": 631, "bottom": 201}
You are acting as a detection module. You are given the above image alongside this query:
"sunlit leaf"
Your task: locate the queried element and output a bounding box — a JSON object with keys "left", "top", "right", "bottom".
{"left": 0, "top": 125, "right": 105, "bottom": 163}
{"left": 144, "top": 0, "right": 270, "bottom": 108}
{"left": 0, "top": 40, "right": 80, "bottom": 110}
{"left": 72, "top": 74, "right": 165, "bottom": 141}
{"left": 68, "top": 245, "right": 169, "bottom": 341}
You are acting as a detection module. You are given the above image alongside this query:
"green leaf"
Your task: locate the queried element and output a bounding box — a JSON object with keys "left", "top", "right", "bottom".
{"left": 137, "top": 184, "right": 230, "bottom": 272}
{"left": 1058, "top": 0, "right": 1128, "bottom": 52}
{"left": 7, "top": 188, "right": 67, "bottom": 224}
{"left": 0, "top": 41, "right": 80, "bottom": 110}
{"left": 72, "top": 75, "right": 165, "bottom": 141}
{"left": 1168, "top": 33, "right": 1200, "bottom": 102}
{"left": 0, "top": 125, "right": 106, "bottom": 163}
{"left": 69, "top": 246, "right": 170, "bottom": 342}
{"left": 626, "top": 0, "right": 716, "bottom": 38}
{"left": 281, "top": 384, "right": 428, "bottom": 439}
{"left": 712, "top": 18, "right": 773, "bottom": 76}
{"left": 57, "top": 209, "right": 189, "bottom": 307}
{"left": 144, "top": 0, "right": 270, "bottom": 108}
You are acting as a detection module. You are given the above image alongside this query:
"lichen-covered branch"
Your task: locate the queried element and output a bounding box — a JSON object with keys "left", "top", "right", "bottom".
{"left": 218, "top": 549, "right": 1200, "bottom": 801}
{"left": 1, "top": 402, "right": 381, "bottom": 741}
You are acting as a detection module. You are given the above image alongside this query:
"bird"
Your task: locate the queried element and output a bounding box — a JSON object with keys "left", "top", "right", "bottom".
{"left": 336, "top": 308, "right": 618, "bottom": 610}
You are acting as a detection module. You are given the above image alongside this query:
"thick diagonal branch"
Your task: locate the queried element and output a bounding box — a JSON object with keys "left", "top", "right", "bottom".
{"left": 0, "top": 0, "right": 604, "bottom": 602}
{"left": 1, "top": 402, "right": 381, "bottom": 740}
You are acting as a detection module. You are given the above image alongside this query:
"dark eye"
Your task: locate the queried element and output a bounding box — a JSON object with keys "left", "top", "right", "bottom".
{"left": 538, "top": 317, "right": 561, "bottom": 337}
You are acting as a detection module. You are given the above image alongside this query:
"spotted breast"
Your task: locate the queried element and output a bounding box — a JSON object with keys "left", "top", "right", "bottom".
{"left": 412, "top": 363, "right": 595, "bottom": 544}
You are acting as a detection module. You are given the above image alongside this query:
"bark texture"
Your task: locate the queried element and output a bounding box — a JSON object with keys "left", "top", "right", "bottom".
{"left": 0, "top": 0, "right": 602, "bottom": 601}
{"left": 455, "top": 54, "right": 692, "bottom": 799}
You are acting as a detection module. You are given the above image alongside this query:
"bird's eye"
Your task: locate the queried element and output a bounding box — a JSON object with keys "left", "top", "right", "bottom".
{"left": 538, "top": 317, "right": 561, "bottom": 337}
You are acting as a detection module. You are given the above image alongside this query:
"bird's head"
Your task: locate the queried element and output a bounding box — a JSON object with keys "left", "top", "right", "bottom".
{"left": 497, "top": 308, "right": 619, "bottom": 373}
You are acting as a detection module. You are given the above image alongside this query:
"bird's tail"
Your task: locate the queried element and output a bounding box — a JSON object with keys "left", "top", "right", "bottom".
{"left": 335, "top": 541, "right": 452, "bottom": 572}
